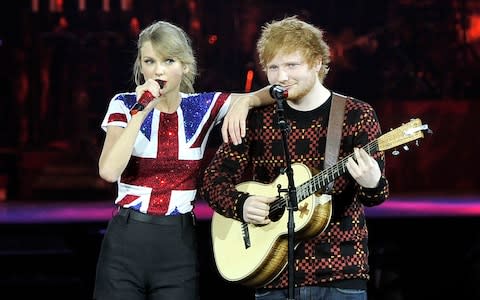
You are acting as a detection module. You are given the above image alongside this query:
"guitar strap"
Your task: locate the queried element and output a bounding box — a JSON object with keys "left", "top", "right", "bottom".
{"left": 324, "top": 92, "right": 348, "bottom": 192}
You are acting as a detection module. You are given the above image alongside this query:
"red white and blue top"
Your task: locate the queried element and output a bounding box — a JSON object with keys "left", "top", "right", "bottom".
{"left": 101, "top": 91, "right": 231, "bottom": 216}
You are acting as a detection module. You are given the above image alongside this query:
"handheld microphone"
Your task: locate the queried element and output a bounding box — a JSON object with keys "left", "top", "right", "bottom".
{"left": 130, "top": 79, "right": 166, "bottom": 115}
{"left": 269, "top": 85, "right": 288, "bottom": 100}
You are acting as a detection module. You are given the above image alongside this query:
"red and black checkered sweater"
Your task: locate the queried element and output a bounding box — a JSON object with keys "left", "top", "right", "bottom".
{"left": 201, "top": 93, "right": 389, "bottom": 289}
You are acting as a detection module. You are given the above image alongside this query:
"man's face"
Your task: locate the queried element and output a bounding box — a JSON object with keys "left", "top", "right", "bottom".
{"left": 265, "top": 50, "right": 320, "bottom": 102}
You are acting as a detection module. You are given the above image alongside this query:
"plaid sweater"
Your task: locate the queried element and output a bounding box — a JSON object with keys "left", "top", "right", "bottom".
{"left": 201, "top": 93, "right": 389, "bottom": 289}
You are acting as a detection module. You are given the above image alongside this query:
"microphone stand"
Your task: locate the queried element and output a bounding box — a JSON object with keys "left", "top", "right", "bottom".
{"left": 275, "top": 98, "right": 298, "bottom": 300}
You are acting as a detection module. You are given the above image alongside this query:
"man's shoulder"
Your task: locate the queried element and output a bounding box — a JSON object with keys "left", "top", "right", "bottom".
{"left": 331, "top": 91, "right": 374, "bottom": 110}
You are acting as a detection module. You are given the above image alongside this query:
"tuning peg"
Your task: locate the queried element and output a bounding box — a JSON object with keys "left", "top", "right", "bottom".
{"left": 403, "top": 145, "right": 409, "bottom": 151}
{"left": 392, "top": 149, "right": 400, "bottom": 156}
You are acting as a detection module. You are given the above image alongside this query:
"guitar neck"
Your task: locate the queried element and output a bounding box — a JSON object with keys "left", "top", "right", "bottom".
{"left": 295, "top": 140, "right": 379, "bottom": 202}
{"left": 278, "top": 118, "right": 427, "bottom": 205}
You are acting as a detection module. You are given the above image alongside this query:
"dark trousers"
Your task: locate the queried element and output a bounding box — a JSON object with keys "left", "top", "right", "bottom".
{"left": 93, "top": 209, "right": 199, "bottom": 300}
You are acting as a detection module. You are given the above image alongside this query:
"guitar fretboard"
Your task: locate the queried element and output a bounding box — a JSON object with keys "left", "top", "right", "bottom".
{"left": 270, "top": 140, "right": 379, "bottom": 213}
{"left": 297, "top": 139, "right": 379, "bottom": 201}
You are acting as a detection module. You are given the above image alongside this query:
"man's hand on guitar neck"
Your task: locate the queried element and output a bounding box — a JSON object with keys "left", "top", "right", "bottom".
{"left": 243, "top": 195, "right": 277, "bottom": 225}
{"left": 345, "top": 147, "right": 381, "bottom": 189}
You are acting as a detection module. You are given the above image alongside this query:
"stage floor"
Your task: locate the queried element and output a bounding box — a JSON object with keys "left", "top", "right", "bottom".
{"left": 1, "top": 195, "right": 480, "bottom": 299}
{"left": 1, "top": 194, "right": 480, "bottom": 224}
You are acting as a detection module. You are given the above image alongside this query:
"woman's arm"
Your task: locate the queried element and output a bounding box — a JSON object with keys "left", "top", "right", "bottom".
{"left": 221, "top": 86, "right": 274, "bottom": 145}
{"left": 98, "top": 111, "right": 148, "bottom": 182}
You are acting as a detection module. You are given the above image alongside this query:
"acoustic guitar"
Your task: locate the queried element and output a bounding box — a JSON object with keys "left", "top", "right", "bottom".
{"left": 211, "top": 118, "right": 430, "bottom": 287}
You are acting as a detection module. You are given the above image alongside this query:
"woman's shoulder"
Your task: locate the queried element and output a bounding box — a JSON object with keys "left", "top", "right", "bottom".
{"left": 111, "top": 91, "right": 136, "bottom": 101}
{"left": 181, "top": 91, "right": 226, "bottom": 99}
{"left": 109, "top": 92, "right": 137, "bottom": 109}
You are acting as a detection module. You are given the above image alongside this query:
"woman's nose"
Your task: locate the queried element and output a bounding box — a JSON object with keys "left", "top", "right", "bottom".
{"left": 155, "top": 64, "right": 165, "bottom": 75}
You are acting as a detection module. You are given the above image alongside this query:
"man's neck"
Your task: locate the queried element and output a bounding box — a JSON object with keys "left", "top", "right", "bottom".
{"left": 287, "top": 82, "right": 331, "bottom": 111}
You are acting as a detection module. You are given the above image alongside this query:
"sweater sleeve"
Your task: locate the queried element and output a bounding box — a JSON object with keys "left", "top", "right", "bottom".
{"left": 352, "top": 102, "right": 389, "bottom": 207}
{"left": 200, "top": 140, "right": 252, "bottom": 222}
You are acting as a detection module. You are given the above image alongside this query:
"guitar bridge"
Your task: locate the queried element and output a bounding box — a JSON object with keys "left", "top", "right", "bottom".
{"left": 241, "top": 222, "right": 251, "bottom": 249}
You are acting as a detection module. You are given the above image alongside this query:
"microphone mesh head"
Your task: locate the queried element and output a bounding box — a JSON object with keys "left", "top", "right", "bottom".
{"left": 269, "top": 85, "right": 288, "bottom": 100}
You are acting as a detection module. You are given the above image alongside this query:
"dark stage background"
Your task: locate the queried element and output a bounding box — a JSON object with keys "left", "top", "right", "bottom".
{"left": 1, "top": 0, "right": 480, "bottom": 299}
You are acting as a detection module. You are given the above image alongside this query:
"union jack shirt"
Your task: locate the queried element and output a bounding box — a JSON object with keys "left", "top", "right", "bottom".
{"left": 101, "top": 91, "right": 231, "bottom": 216}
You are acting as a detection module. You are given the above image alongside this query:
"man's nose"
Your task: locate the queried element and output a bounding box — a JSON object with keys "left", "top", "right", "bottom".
{"left": 277, "top": 68, "right": 289, "bottom": 81}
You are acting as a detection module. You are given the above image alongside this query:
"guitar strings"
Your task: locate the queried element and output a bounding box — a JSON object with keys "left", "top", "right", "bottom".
{"left": 268, "top": 140, "right": 379, "bottom": 214}
{"left": 268, "top": 120, "right": 423, "bottom": 214}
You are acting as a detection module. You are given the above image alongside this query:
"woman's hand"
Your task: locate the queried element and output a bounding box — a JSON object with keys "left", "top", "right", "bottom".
{"left": 221, "top": 94, "right": 253, "bottom": 145}
{"left": 134, "top": 79, "right": 163, "bottom": 113}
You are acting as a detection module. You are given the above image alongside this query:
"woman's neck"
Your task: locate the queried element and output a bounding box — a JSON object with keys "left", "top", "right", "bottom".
{"left": 156, "top": 92, "right": 181, "bottom": 113}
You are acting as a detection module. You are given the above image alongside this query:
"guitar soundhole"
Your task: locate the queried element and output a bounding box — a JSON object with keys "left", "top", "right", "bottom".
{"left": 268, "top": 198, "right": 285, "bottom": 222}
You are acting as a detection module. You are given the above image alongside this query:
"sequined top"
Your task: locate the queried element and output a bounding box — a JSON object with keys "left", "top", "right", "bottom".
{"left": 101, "top": 91, "right": 231, "bottom": 216}
{"left": 201, "top": 93, "right": 389, "bottom": 289}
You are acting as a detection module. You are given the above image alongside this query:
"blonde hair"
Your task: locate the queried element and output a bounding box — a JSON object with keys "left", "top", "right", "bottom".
{"left": 256, "top": 16, "right": 330, "bottom": 83}
{"left": 133, "top": 21, "right": 197, "bottom": 93}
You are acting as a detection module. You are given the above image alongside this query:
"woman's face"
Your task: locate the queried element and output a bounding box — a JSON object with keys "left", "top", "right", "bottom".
{"left": 140, "top": 40, "right": 187, "bottom": 95}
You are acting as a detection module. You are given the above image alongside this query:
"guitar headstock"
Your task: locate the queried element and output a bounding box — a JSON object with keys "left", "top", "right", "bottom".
{"left": 378, "top": 118, "right": 431, "bottom": 153}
